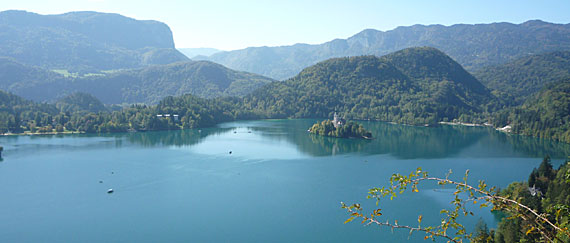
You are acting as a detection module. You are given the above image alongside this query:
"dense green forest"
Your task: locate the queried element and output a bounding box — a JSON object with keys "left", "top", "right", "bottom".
{"left": 0, "top": 90, "right": 244, "bottom": 134}
{"left": 309, "top": 120, "right": 372, "bottom": 139}
{"left": 241, "top": 47, "right": 498, "bottom": 125}
{"left": 55, "top": 92, "right": 108, "bottom": 114}
{"left": 202, "top": 20, "right": 570, "bottom": 80}
{"left": 472, "top": 156, "right": 570, "bottom": 242}
{"left": 0, "top": 58, "right": 274, "bottom": 104}
{"left": 492, "top": 80, "right": 570, "bottom": 143}
{"left": 475, "top": 51, "right": 570, "bottom": 106}
{"left": 0, "top": 90, "right": 58, "bottom": 133}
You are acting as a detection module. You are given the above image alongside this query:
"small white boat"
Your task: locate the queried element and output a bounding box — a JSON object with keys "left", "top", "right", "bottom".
{"left": 107, "top": 189, "right": 114, "bottom": 193}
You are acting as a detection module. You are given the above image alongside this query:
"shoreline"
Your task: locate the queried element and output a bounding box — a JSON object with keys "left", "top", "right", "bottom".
{"left": 437, "top": 121, "right": 489, "bottom": 127}
{"left": 1, "top": 131, "right": 85, "bottom": 136}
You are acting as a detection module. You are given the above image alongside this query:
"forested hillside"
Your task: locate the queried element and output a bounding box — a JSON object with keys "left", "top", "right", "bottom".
{"left": 201, "top": 20, "right": 570, "bottom": 80}
{"left": 241, "top": 47, "right": 498, "bottom": 125}
{"left": 492, "top": 80, "right": 570, "bottom": 143}
{"left": 0, "top": 59, "right": 274, "bottom": 104}
{"left": 475, "top": 51, "right": 570, "bottom": 105}
{"left": 0, "top": 57, "right": 66, "bottom": 95}
{"left": 55, "top": 92, "right": 107, "bottom": 113}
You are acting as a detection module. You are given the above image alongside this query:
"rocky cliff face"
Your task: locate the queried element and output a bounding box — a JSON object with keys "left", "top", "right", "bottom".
{"left": 0, "top": 10, "right": 188, "bottom": 73}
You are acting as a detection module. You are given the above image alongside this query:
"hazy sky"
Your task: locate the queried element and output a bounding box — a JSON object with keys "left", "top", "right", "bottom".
{"left": 2, "top": 0, "right": 570, "bottom": 50}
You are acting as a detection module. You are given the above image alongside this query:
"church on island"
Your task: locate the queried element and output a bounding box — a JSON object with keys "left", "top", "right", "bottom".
{"left": 308, "top": 113, "right": 372, "bottom": 139}
{"left": 333, "top": 112, "right": 346, "bottom": 128}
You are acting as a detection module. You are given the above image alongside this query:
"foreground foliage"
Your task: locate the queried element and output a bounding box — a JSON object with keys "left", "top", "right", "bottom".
{"left": 341, "top": 158, "right": 570, "bottom": 242}
{"left": 488, "top": 156, "right": 570, "bottom": 243}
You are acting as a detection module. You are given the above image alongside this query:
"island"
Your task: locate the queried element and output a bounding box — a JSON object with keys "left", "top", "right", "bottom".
{"left": 308, "top": 113, "right": 372, "bottom": 139}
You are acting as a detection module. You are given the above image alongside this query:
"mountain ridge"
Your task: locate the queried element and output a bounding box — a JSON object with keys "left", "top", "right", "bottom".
{"left": 200, "top": 20, "right": 570, "bottom": 80}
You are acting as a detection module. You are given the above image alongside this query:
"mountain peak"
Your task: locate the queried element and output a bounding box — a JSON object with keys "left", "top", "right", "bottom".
{"left": 0, "top": 10, "right": 187, "bottom": 73}
{"left": 521, "top": 19, "right": 551, "bottom": 26}
{"left": 244, "top": 47, "right": 495, "bottom": 123}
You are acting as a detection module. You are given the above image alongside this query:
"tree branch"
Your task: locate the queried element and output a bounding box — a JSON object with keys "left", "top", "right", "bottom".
{"left": 411, "top": 176, "right": 566, "bottom": 236}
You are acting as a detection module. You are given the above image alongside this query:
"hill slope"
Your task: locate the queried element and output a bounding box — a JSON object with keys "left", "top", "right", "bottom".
{"left": 0, "top": 57, "right": 65, "bottom": 90}
{"left": 0, "top": 10, "right": 188, "bottom": 73}
{"left": 74, "top": 61, "right": 275, "bottom": 104}
{"left": 492, "top": 80, "right": 570, "bottom": 143}
{"left": 0, "top": 58, "right": 274, "bottom": 104}
{"left": 242, "top": 47, "right": 496, "bottom": 125}
{"left": 474, "top": 51, "right": 570, "bottom": 105}
{"left": 55, "top": 92, "right": 107, "bottom": 113}
{"left": 201, "top": 20, "right": 570, "bottom": 80}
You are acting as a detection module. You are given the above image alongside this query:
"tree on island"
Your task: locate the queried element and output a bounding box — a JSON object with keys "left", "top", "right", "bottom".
{"left": 342, "top": 157, "right": 570, "bottom": 242}
{"left": 309, "top": 119, "right": 372, "bottom": 139}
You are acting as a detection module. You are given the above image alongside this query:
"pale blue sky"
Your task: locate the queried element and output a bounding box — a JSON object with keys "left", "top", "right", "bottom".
{"left": 2, "top": 0, "right": 570, "bottom": 50}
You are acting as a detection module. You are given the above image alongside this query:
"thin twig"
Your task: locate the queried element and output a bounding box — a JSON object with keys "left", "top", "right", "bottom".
{"left": 344, "top": 207, "right": 461, "bottom": 243}
{"left": 409, "top": 177, "right": 566, "bottom": 236}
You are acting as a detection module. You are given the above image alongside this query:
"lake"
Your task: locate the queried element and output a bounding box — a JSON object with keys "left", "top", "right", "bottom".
{"left": 0, "top": 119, "right": 568, "bottom": 242}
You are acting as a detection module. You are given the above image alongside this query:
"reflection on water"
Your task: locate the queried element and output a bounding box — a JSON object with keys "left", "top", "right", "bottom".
{"left": 217, "top": 119, "right": 569, "bottom": 159}
{"left": 1, "top": 119, "right": 569, "bottom": 160}
{"left": 0, "top": 119, "right": 569, "bottom": 243}
{"left": 125, "top": 127, "right": 232, "bottom": 147}
{"left": 486, "top": 130, "right": 570, "bottom": 159}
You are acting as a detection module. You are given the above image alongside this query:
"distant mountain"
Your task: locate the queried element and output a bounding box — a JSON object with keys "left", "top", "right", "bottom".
{"left": 474, "top": 51, "right": 570, "bottom": 105}
{"left": 200, "top": 20, "right": 570, "bottom": 80}
{"left": 178, "top": 48, "right": 221, "bottom": 58}
{"left": 242, "top": 47, "right": 497, "bottom": 125}
{"left": 0, "top": 10, "right": 188, "bottom": 73}
{"left": 492, "top": 79, "right": 570, "bottom": 143}
{"left": 0, "top": 57, "right": 67, "bottom": 98}
{"left": 55, "top": 92, "right": 107, "bottom": 113}
{"left": 0, "top": 58, "right": 274, "bottom": 104}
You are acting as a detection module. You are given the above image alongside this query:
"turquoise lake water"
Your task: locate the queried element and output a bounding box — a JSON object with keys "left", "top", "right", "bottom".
{"left": 0, "top": 119, "right": 568, "bottom": 242}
